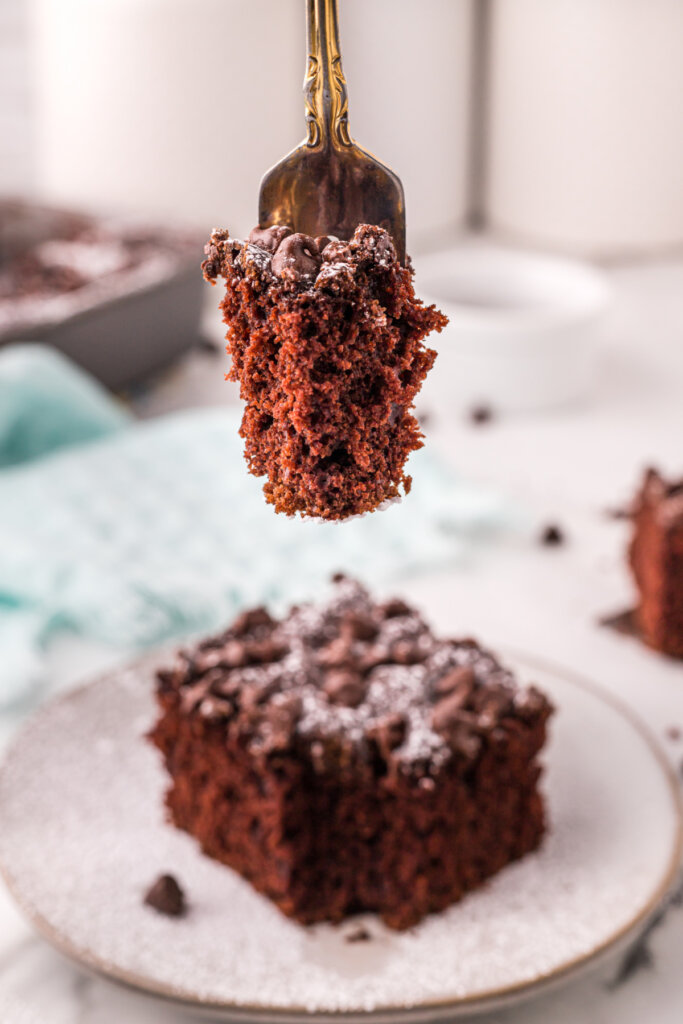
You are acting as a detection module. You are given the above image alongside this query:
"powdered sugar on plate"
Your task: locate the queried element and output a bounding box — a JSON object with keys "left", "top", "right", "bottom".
{"left": 0, "top": 655, "right": 679, "bottom": 1020}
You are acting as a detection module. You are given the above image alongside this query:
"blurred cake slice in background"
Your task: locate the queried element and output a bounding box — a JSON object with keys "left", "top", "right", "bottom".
{"left": 629, "top": 468, "right": 683, "bottom": 658}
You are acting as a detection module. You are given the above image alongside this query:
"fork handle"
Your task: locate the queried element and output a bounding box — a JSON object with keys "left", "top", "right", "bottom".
{"left": 304, "top": 0, "right": 351, "bottom": 149}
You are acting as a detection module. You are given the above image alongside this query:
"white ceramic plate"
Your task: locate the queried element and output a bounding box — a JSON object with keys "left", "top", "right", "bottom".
{"left": 0, "top": 653, "right": 680, "bottom": 1023}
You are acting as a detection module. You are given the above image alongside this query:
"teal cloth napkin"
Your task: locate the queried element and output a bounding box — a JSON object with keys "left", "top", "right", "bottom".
{"left": 0, "top": 346, "right": 512, "bottom": 707}
{"left": 0, "top": 343, "right": 131, "bottom": 467}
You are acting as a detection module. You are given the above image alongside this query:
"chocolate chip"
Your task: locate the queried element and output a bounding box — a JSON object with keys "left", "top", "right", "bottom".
{"left": 341, "top": 611, "right": 379, "bottom": 642}
{"left": 324, "top": 669, "right": 366, "bottom": 708}
{"left": 317, "top": 636, "right": 354, "bottom": 669}
{"left": 475, "top": 690, "right": 513, "bottom": 728}
{"left": 247, "top": 638, "right": 288, "bottom": 664}
{"left": 315, "top": 235, "right": 336, "bottom": 254}
{"left": 144, "top": 874, "right": 186, "bottom": 917}
{"left": 180, "top": 679, "right": 212, "bottom": 713}
{"left": 433, "top": 665, "right": 475, "bottom": 701}
{"left": 431, "top": 693, "right": 482, "bottom": 759}
{"left": 233, "top": 606, "right": 274, "bottom": 636}
{"left": 359, "top": 645, "right": 391, "bottom": 672}
{"left": 381, "top": 598, "right": 412, "bottom": 619}
{"left": 211, "top": 675, "right": 242, "bottom": 700}
{"left": 257, "top": 694, "right": 302, "bottom": 752}
{"left": 220, "top": 640, "right": 248, "bottom": 668}
{"left": 331, "top": 571, "right": 348, "bottom": 583}
{"left": 369, "top": 712, "right": 407, "bottom": 757}
{"left": 539, "top": 523, "right": 565, "bottom": 546}
{"left": 469, "top": 404, "right": 494, "bottom": 425}
{"left": 512, "top": 686, "right": 547, "bottom": 721}
{"left": 432, "top": 692, "right": 465, "bottom": 735}
{"left": 247, "top": 225, "right": 292, "bottom": 254}
{"left": 199, "top": 696, "right": 233, "bottom": 722}
{"left": 272, "top": 233, "right": 321, "bottom": 279}
{"left": 391, "top": 641, "right": 426, "bottom": 665}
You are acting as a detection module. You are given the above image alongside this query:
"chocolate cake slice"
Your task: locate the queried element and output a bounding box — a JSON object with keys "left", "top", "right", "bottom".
{"left": 150, "top": 577, "right": 553, "bottom": 929}
{"left": 202, "top": 224, "right": 447, "bottom": 520}
{"left": 629, "top": 468, "right": 683, "bottom": 658}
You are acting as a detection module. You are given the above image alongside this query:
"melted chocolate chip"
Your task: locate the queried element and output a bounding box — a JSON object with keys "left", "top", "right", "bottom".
{"left": 272, "top": 233, "right": 321, "bottom": 279}
{"left": 315, "top": 235, "right": 336, "bottom": 254}
{"left": 221, "top": 640, "right": 249, "bottom": 668}
{"left": 144, "top": 874, "right": 186, "bottom": 917}
{"left": 258, "top": 695, "right": 302, "bottom": 752}
{"left": 342, "top": 611, "right": 379, "bottom": 642}
{"left": 381, "top": 598, "right": 413, "bottom": 619}
{"left": 324, "top": 669, "right": 366, "bottom": 708}
{"left": 233, "top": 606, "right": 274, "bottom": 636}
{"left": 247, "top": 638, "right": 288, "bottom": 664}
{"left": 318, "top": 636, "right": 354, "bottom": 669}
{"left": 391, "top": 641, "right": 426, "bottom": 665}
{"left": 247, "top": 225, "right": 292, "bottom": 254}
{"left": 369, "top": 712, "right": 407, "bottom": 758}
{"left": 432, "top": 694, "right": 483, "bottom": 758}
{"left": 180, "top": 680, "right": 212, "bottom": 714}
{"left": 433, "top": 665, "right": 475, "bottom": 701}
{"left": 359, "top": 644, "right": 392, "bottom": 672}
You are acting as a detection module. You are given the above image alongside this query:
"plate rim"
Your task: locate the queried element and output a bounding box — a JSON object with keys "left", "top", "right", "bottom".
{"left": 0, "top": 649, "right": 681, "bottom": 1021}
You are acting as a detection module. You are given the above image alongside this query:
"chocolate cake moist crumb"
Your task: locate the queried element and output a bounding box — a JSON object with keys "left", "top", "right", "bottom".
{"left": 151, "top": 576, "right": 553, "bottom": 930}
{"left": 468, "top": 404, "right": 494, "bottom": 426}
{"left": 539, "top": 523, "right": 565, "bottom": 546}
{"left": 202, "top": 224, "right": 447, "bottom": 520}
{"left": 144, "top": 874, "right": 186, "bottom": 917}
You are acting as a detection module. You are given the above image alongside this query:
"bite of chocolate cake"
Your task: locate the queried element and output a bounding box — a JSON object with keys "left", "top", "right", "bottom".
{"left": 202, "top": 224, "right": 447, "bottom": 520}
{"left": 150, "top": 577, "right": 553, "bottom": 930}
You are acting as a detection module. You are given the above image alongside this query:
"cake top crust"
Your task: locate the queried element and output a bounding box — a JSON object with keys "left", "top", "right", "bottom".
{"left": 156, "top": 578, "right": 552, "bottom": 778}
{"left": 202, "top": 222, "right": 399, "bottom": 294}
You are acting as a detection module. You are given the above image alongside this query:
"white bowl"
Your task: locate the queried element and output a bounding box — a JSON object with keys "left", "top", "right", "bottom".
{"left": 415, "top": 244, "right": 611, "bottom": 414}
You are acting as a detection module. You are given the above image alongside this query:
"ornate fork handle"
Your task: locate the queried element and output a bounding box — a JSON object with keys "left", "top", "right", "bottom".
{"left": 305, "top": 0, "right": 351, "bottom": 149}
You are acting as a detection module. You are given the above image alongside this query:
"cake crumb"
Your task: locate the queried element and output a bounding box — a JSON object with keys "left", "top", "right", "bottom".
{"left": 144, "top": 874, "right": 186, "bottom": 917}
{"left": 345, "top": 926, "right": 372, "bottom": 943}
{"left": 539, "top": 523, "right": 565, "bottom": 546}
{"left": 468, "top": 404, "right": 494, "bottom": 426}
{"left": 598, "top": 608, "right": 639, "bottom": 638}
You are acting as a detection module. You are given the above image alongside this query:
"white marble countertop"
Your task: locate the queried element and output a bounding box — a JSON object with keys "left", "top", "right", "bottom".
{"left": 1, "top": 256, "right": 682, "bottom": 1022}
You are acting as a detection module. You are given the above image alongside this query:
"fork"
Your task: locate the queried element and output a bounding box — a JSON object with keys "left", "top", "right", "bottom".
{"left": 258, "top": 0, "right": 406, "bottom": 263}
